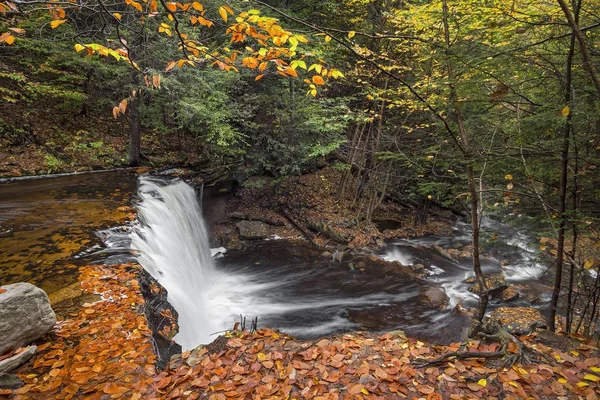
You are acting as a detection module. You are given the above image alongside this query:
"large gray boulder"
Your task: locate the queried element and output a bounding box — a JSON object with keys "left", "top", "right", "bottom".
{"left": 418, "top": 286, "right": 449, "bottom": 308}
{"left": 236, "top": 220, "right": 269, "bottom": 239}
{"left": 0, "top": 283, "right": 56, "bottom": 355}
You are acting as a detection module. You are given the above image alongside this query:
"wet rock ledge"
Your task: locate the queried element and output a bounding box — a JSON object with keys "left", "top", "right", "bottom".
{"left": 136, "top": 269, "right": 182, "bottom": 370}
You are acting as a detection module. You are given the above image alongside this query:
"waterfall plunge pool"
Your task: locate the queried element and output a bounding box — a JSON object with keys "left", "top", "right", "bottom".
{"left": 110, "top": 176, "right": 551, "bottom": 351}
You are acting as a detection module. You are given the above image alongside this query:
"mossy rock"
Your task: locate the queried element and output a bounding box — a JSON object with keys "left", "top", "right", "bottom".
{"left": 468, "top": 274, "right": 508, "bottom": 296}
{"left": 487, "top": 307, "right": 546, "bottom": 335}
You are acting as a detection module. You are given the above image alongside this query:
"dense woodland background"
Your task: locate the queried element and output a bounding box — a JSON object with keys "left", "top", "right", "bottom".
{"left": 1, "top": 0, "right": 600, "bottom": 336}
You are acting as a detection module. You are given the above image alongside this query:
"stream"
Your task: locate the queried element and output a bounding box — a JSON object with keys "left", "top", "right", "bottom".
{"left": 0, "top": 172, "right": 553, "bottom": 352}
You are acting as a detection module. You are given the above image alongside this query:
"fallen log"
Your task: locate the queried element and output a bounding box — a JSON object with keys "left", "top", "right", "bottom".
{"left": 280, "top": 207, "right": 320, "bottom": 248}
{"left": 229, "top": 212, "right": 286, "bottom": 226}
{"left": 306, "top": 220, "right": 349, "bottom": 244}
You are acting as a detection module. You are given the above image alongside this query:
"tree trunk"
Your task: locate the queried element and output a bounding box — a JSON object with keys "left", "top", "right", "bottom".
{"left": 556, "top": 0, "right": 600, "bottom": 96}
{"left": 549, "top": 0, "right": 578, "bottom": 332}
{"left": 129, "top": 92, "right": 142, "bottom": 166}
{"left": 566, "top": 125, "right": 580, "bottom": 334}
{"left": 337, "top": 123, "right": 366, "bottom": 200}
{"left": 442, "top": 0, "right": 487, "bottom": 332}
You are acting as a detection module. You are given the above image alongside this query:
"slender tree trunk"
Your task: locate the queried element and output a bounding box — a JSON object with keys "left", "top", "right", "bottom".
{"left": 549, "top": 0, "right": 578, "bottom": 332}
{"left": 336, "top": 123, "right": 367, "bottom": 201}
{"left": 337, "top": 123, "right": 365, "bottom": 199}
{"left": 442, "top": 0, "right": 487, "bottom": 332}
{"left": 129, "top": 91, "right": 142, "bottom": 166}
{"left": 566, "top": 136, "right": 580, "bottom": 333}
{"left": 556, "top": 0, "right": 600, "bottom": 96}
{"left": 586, "top": 283, "right": 600, "bottom": 336}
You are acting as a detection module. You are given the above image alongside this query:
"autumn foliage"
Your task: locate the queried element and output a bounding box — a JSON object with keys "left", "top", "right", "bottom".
{"left": 0, "top": 0, "right": 344, "bottom": 104}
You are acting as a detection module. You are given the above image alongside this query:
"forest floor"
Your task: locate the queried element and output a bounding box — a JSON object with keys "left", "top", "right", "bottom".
{"left": 3, "top": 261, "right": 599, "bottom": 400}
{"left": 0, "top": 127, "right": 203, "bottom": 178}
{"left": 207, "top": 166, "right": 457, "bottom": 253}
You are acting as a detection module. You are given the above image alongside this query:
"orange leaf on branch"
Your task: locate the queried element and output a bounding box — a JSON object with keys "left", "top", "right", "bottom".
{"left": 312, "top": 75, "right": 325, "bottom": 85}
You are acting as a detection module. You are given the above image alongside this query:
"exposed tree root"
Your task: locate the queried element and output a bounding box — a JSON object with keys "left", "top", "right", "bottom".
{"left": 414, "top": 328, "right": 556, "bottom": 369}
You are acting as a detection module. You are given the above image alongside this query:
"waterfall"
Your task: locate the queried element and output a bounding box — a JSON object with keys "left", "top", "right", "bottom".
{"left": 131, "top": 176, "right": 218, "bottom": 350}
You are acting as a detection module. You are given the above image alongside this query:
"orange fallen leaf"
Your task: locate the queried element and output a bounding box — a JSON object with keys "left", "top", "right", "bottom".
{"left": 64, "top": 383, "right": 79, "bottom": 394}
{"left": 417, "top": 384, "right": 435, "bottom": 394}
{"left": 156, "top": 376, "right": 171, "bottom": 389}
{"left": 467, "top": 382, "right": 483, "bottom": 392}
{"left": 347, "top": 383, "right": 365, "bottom": 395}
{"left": 102, "top": 383, "right": 130, "bottom": 395}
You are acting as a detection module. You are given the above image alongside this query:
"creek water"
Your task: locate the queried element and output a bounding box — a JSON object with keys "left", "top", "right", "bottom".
{"left": 111, "top": 177, "right": 552, "bottom": 350}
{"left": 0, "top": 172, "right": 553, "bottom": 352}
{"left": 0, "top": 171, "right": 137, "bottom": 294}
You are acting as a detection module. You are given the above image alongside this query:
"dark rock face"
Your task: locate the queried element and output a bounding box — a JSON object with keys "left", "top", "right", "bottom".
{"left": 468, "top": 274, "right": 508, "bottom": 297}
{"left": 0, "top": 373, "right": 24, "bottom": 389}
{"left": 497, "top": 286, "right": 520, "bottom": 302}
{"left": 0, "top": 283, "right": 56, "bottom": 355}
{"left": 136, "top": 269, "right": 182, "bottom": 370}
{"left": 0, "top": 346, "right": 37, "bottom": 374}
{"left": 236, "top": 221, "right": 269, "bottom": 239}
{"left": 418, "top": 286, "right": 449, "bottom": 308}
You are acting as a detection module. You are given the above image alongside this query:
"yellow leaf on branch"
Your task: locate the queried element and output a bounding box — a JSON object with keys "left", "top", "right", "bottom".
{"left": 50, "top": 19, "right": 67, "bottom": 29}
{"left": 219, "top": 7, "right": 228, "bottom": 22}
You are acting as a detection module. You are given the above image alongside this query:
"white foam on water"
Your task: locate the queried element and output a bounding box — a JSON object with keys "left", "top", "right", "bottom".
{"left": 210, "top": 247, "right": 227, "bottom": 258}
{"left": 503, "top": 262, "right": 546, "bottom": 281}
{"left": 427, "top": 265, "right": 445, "bottom": 276}
{"left": 383, "top": 247, "right": 414, "bottom": 265}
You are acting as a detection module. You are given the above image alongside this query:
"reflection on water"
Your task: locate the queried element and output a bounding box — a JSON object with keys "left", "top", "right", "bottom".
{"left": 0, "top": 171, "right": 137, "bottom": 294}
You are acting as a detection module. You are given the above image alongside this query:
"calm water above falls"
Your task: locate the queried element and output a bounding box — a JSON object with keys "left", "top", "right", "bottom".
{"left": 0, "top": 171, "right": 137, "bottom": 294}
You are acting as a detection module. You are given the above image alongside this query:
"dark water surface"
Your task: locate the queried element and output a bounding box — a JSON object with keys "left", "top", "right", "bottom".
{"left": 0, "top": 171, "right": 137, "bottom": 294}
{"left": 215, "top": 241, "right": 472, "bottom": 344}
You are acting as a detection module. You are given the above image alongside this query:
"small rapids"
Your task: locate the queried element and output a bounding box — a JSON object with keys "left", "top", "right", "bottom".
{"left": 101, "top": 177, "right": 552, "bottom": 351}
{"left": 381, "top": 219, "right": 552, "bottom": 312}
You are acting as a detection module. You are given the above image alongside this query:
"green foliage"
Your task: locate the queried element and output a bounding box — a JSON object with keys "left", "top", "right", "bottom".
{"left": 240, "top": 81, "right": 353, "bottom": 176}
{"left": 142, "top": 68, "right": 246, "bottom": 153}
{"left": 43, "top": 154, "right": 65, "bottom": 174}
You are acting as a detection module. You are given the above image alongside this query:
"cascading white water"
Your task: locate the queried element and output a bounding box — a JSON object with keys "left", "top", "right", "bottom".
{"left": 128, "top": 177, "right": 420, "bottom": 349}
{"left": 131, "top": 177, "right": 220, "bottom": 349}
